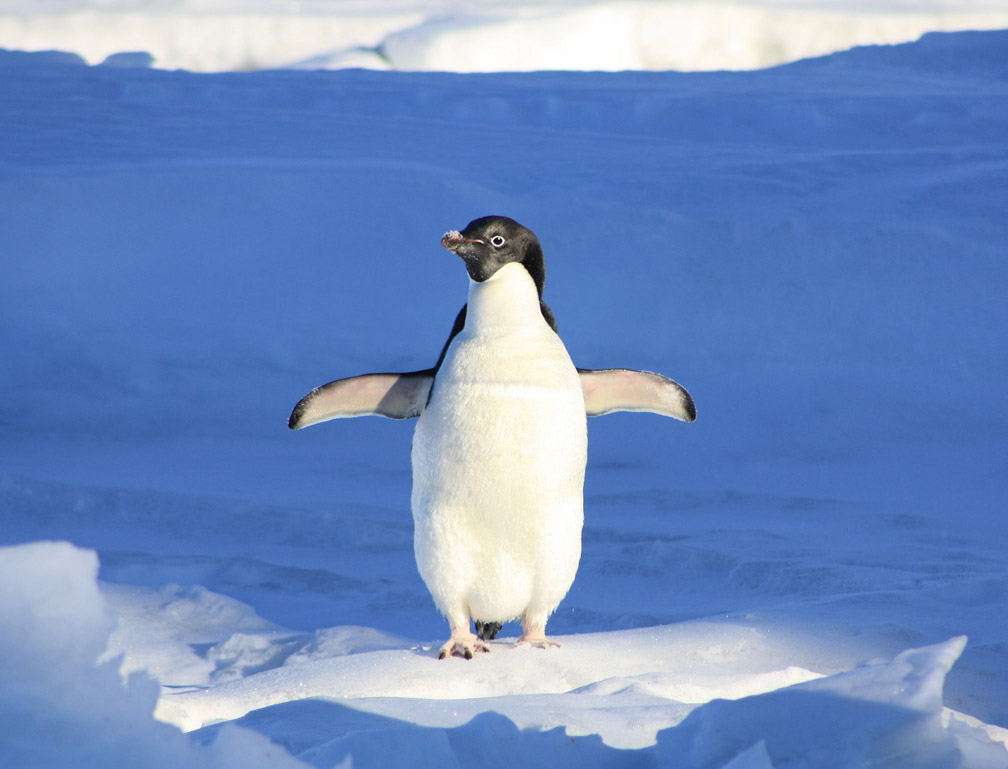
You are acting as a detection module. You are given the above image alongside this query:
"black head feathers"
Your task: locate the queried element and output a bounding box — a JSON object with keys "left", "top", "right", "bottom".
{"left": 441, "top": 216, "right": 547, "bottom": 297}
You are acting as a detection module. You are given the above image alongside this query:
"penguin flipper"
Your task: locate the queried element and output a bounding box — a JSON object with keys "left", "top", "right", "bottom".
{"left": 289, "top": 371, "right": 434, "bottom": 430}
{"left": 579, "top": 368, "right": 696, "bottom": 422}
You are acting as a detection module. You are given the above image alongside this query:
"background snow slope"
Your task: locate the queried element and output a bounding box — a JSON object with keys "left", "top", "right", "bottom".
{"left": 3, "top": 0, "right": 1008, "bottom": 71}
{"left": 1, "top": 20, "right": 1008, "bottom": 769}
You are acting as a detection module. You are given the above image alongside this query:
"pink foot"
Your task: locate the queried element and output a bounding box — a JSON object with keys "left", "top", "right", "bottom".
{"left": 516, "top": 635, "right": 561, "bottom": 649}
{"left": 516, "top": 624, "right": 561, "bottom": 649}
{"left": 438, "top": 629, "right": 490, "bottom": 660}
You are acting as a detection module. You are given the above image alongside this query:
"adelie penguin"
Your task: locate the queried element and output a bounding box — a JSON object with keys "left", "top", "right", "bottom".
{"left": 289, "top": 216, "right": 696, "bottom": 660}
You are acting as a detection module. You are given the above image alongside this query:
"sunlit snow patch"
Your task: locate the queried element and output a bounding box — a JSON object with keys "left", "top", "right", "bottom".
{"left": 0, "top": 541, "right": 309, "bottom": 769}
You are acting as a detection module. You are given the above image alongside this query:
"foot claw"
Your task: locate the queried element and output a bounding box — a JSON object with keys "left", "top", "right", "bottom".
{"left": 516, "top": 635, "right": 561, "bottom": 649}
{"left": 438, "top": 637, "right": 490, "bottom": 660}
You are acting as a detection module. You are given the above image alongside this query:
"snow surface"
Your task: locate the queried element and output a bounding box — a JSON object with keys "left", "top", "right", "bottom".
{"left": 3, "top": 0, "right": 1008, "bottom": 71}
{"left": 2, "top": 11, "right": 1008, "bottom": 769}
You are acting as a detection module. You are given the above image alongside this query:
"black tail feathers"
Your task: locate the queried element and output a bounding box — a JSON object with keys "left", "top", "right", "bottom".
{"left": 475, "top": 620, "right": 502, "bottom": 641}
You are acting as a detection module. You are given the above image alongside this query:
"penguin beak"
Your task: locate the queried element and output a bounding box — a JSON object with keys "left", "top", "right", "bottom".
{"left": 441, "top": 231, "right": 483, "bottom": 252}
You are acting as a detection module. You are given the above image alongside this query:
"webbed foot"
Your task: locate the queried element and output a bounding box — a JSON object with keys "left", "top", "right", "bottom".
{"left": 516, "top": 621, "right": 561, "bottom": 649}
{"left": 515, "top": 634, "right": 561, "bottom": 649}
{"left": 438, "top": 629, "right": 490, "bottom": 660}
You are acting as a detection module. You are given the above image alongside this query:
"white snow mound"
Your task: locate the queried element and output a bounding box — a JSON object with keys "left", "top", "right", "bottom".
{"left": 3, "top": 0, "right": 1008, "bottom": 71}
{"left": 0, "top": 542, "right": 309, "bottom": 769}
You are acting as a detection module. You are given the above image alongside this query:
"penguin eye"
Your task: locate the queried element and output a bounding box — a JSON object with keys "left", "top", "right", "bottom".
{"left": 489, "top": 235, "right": 506, "bottom": 248}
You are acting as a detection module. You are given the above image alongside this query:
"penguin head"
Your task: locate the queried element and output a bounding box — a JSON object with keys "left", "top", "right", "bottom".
{"left": 441, "top": 216, "right": 546, "bottom": 296}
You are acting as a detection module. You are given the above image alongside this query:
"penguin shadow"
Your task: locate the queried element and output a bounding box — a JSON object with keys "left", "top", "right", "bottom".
{"left": 194, "top": 698, "right": 632, "bottom": 769}
{"left": 192, "top": 685, "right": 948, "bottom": 769}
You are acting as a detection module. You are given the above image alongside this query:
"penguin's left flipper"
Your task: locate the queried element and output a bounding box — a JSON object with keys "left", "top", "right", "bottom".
{"left": 289, "top": 371, "right": 434, "bottom": 430}
{"left": 579, "top": 368, "right": 696, "bottom": 422}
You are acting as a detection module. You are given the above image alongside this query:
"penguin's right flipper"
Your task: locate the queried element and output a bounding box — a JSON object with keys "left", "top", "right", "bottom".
{"left": 289, "top": 371, "right": 434, "bottom": 430}
{"left": 579, "top": 368, "right": 696, "bottom": 422}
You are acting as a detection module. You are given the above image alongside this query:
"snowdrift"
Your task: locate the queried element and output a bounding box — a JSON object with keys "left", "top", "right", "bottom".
{"left": 2, "top": 22, "right": 1008, "bottom": 769}
{"left": 3, "top": 542, "right": 1006, "bottom": 768}
{"left": 2, "top": 0, "right": 1008, "bottom": 71}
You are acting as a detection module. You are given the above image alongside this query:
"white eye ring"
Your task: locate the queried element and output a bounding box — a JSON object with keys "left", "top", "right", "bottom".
{"left": 490, "top": 235, "right": 506, "bottom": 248}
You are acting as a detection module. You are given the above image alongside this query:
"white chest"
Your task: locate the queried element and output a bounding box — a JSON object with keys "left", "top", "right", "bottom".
{"left": 415, "top": 263, "right": 586, "bottom": 486}
{"left": 410, "top": 263, "right": 587, "bottom": 620}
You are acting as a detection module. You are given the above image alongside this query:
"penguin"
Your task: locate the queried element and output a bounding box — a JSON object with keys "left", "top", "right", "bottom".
{"left": 289, "top": 216, "right": 695, "bottom": 660}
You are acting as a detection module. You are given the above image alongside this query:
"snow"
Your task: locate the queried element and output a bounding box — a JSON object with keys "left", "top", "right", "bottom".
{"left": 2, "top": 2, "right": 1008, "bottom": 767}
{"left": 0, "top": 543, "right": 310, "bottom": 769}
{"left": 3, "top": 0, "right": 1008, "bottom": 71}
{"left": 3, "top": 547, "right": 1005, "bottom": 767}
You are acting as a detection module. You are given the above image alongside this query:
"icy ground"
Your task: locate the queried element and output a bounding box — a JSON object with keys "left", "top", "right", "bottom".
{"left": 3, "top": 0, "right": 1008, "bottom": 71}
{"left": 1, "top": 16, "right": 1008, "bottom": 769}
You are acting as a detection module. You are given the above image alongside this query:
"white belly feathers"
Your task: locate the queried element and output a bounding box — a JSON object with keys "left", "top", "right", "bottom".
{"left": 411, "top": 263, "right": 588, "bottom": 625}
